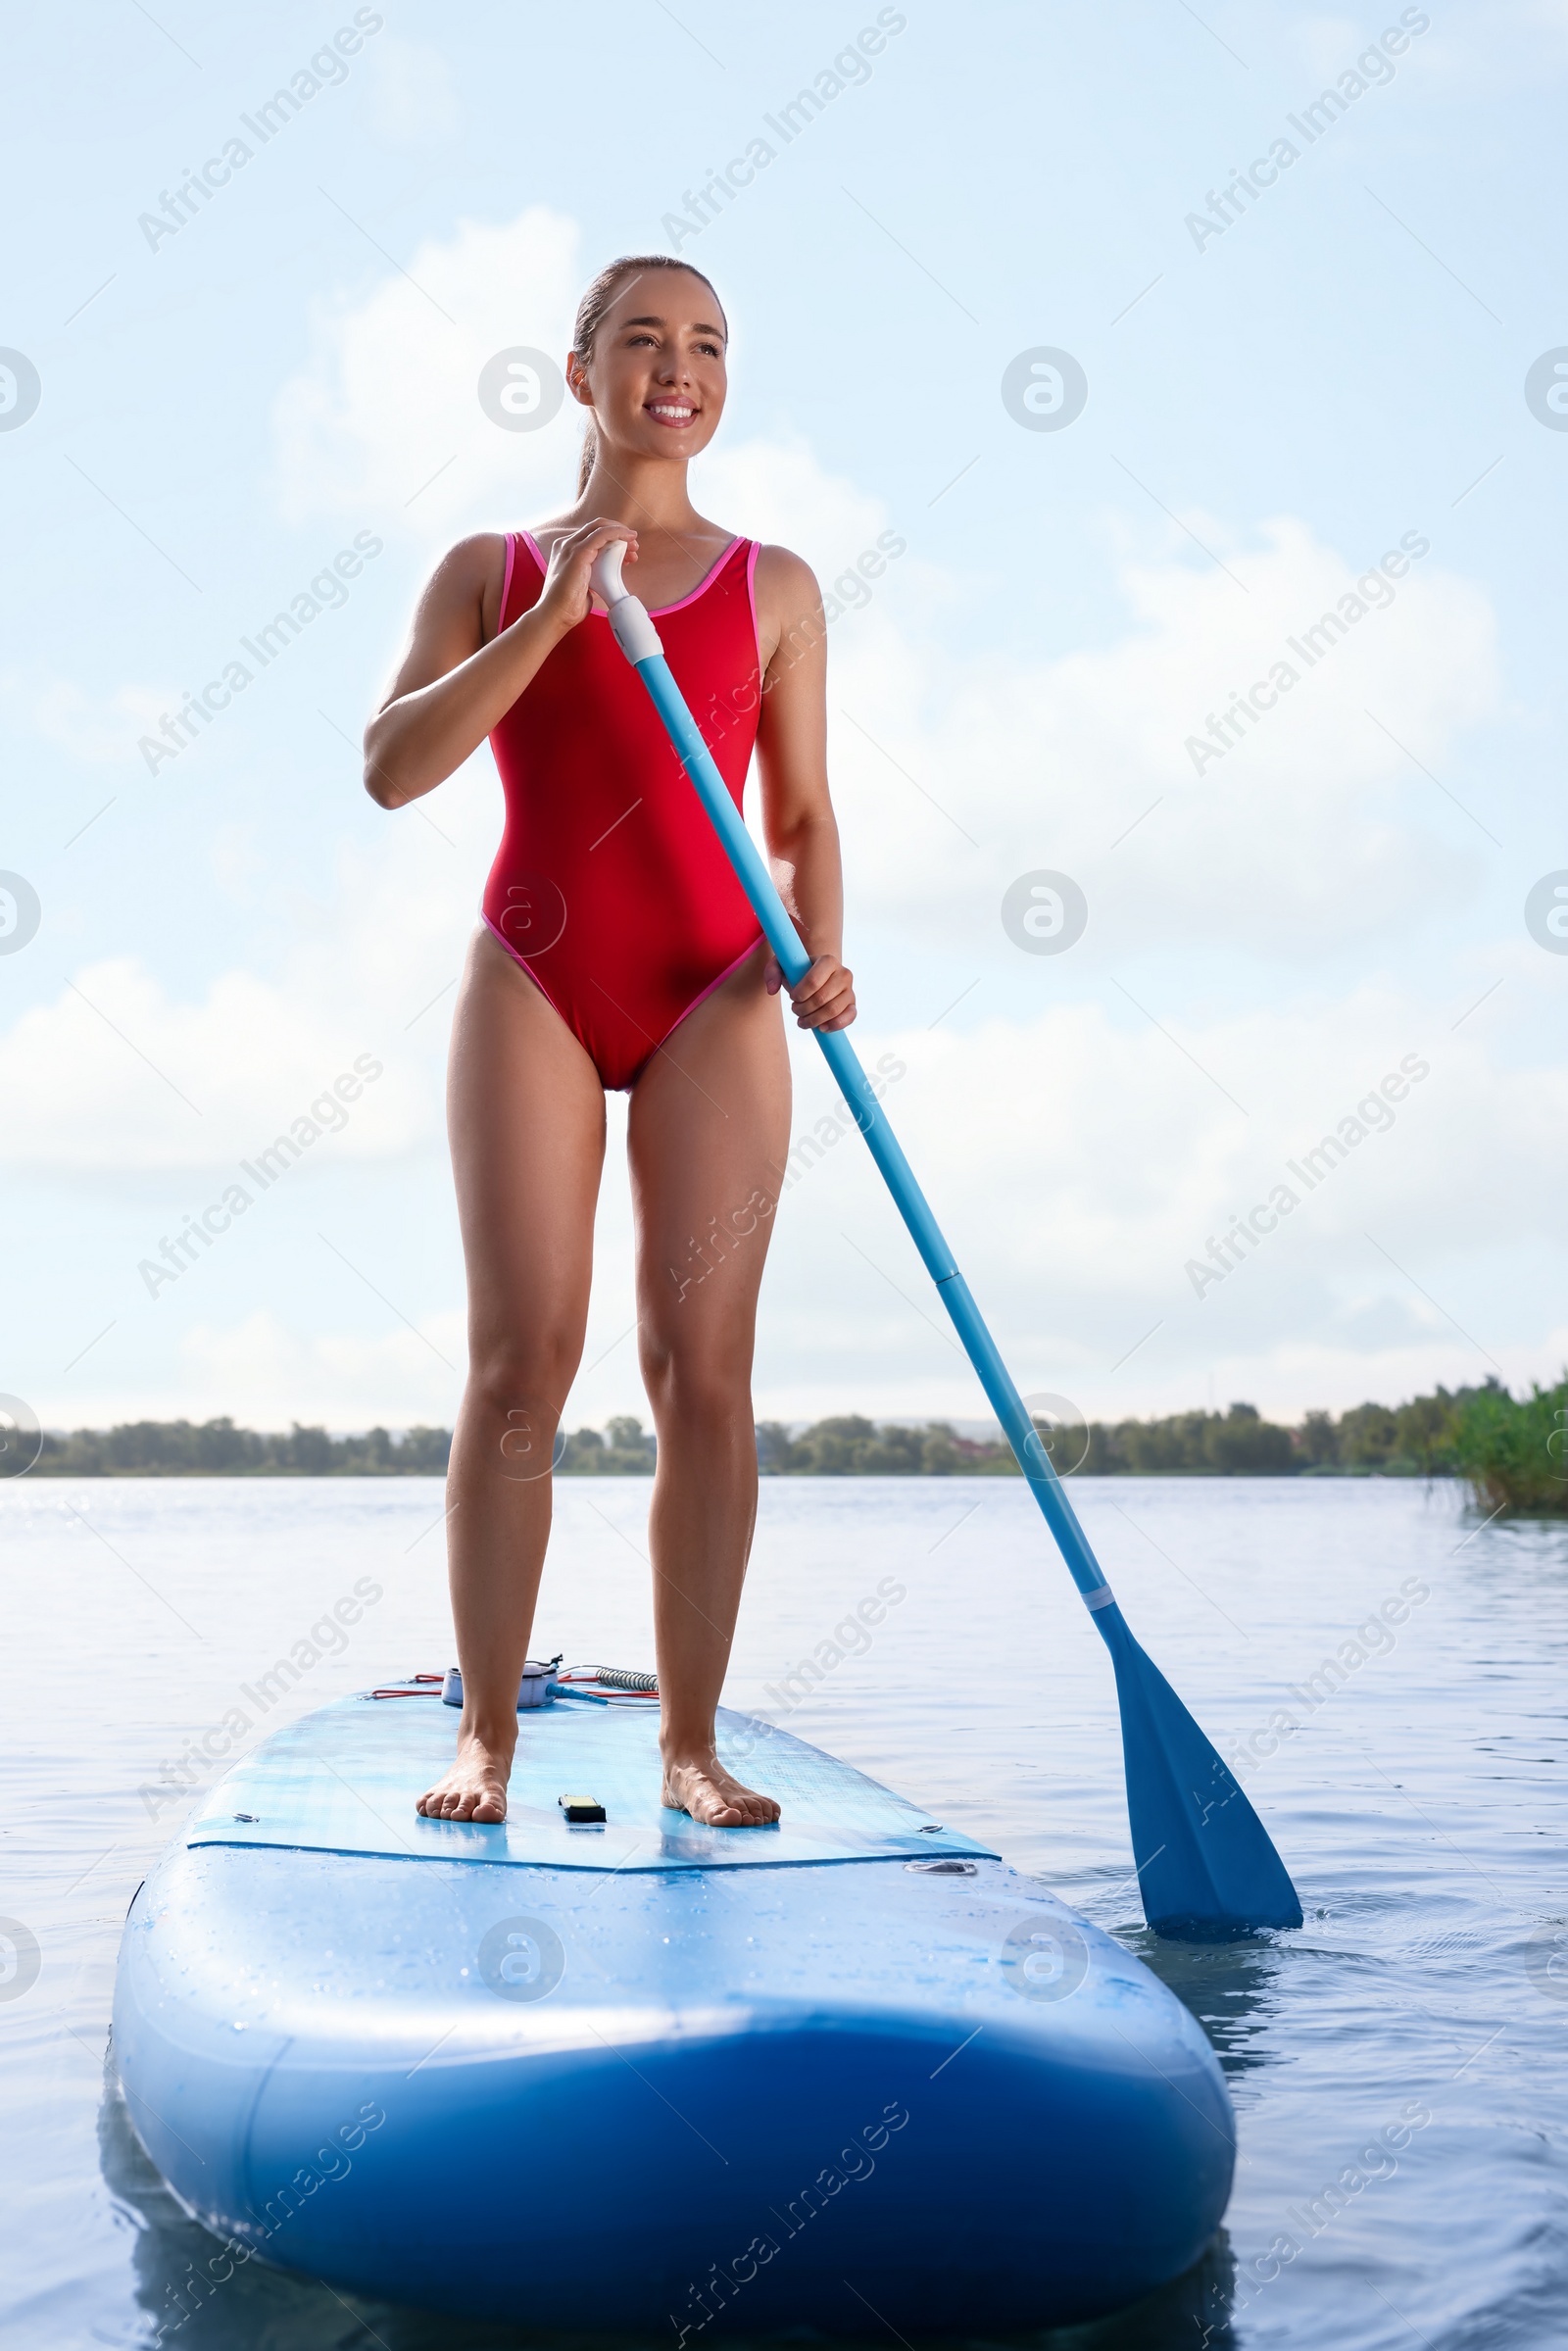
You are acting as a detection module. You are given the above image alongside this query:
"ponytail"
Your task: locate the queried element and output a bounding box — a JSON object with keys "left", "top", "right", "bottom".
{"left": 569, "top": 253, "right": 725, "bottom": 496}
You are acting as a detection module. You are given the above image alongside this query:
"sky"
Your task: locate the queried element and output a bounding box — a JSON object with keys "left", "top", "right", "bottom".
{"left": 2, "top": 0, "right": 1566, "bottom": 1442}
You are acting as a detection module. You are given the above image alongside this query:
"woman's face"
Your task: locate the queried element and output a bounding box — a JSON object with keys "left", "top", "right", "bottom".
{"left": 569, "top": 269, "right": 728, "bottom": 470}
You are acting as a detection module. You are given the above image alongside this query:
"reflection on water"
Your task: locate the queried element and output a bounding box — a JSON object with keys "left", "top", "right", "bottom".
{"left": 1040, "top": 2238, "right": 1238, "bottom": 2351}
{"left": 1127, "top": 1931, "right": 1288, "bottom": 2081}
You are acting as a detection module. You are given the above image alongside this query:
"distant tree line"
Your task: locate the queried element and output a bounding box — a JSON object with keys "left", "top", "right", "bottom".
{"left": 30, "top": 1414, "right": 657, "bottom": 1480}
{"left": 32, "top": 1419, "right": 455, "bottom": 1477}
{"left": 558, "top": 1417, "right": 659, "bottom": 1475}
{"left": 28, "top": 1379, "right": 1566, "bottom": 1513}
{"left": 759, "top": 1378, "right": 1566, "bottom": 1513}
{"left": 760, "top": 1393, "right": 1479, "bottom": 1478}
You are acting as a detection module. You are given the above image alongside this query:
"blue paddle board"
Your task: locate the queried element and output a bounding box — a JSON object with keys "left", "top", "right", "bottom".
{"left": 113, "top": 1685, "right": 1234, "bottom": 2333}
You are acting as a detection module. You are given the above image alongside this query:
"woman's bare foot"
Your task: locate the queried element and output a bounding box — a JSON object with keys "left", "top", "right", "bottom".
{"left": 416, "top": 1727, "right": 514, "bottom": 1823}
{"left": 662, "top": 1749, "right": 781, "bottom": 1828}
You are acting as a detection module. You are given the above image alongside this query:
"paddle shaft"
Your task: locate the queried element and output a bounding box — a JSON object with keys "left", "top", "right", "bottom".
{"left": 631, "top": 649, "right": 1113, "bottom": 1611}
{"left": 590, "top": 556, "right": 1301, "bottom": 1935}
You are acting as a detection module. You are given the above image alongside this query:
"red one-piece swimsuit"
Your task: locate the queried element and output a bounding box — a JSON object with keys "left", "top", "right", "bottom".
{"left": 481, "top": 530, "right": 766, "bottom": 1090}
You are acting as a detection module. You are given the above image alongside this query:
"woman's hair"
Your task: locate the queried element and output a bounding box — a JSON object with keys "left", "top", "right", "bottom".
{"left": 571, "top": 254, "right": 726, "bottom": 495}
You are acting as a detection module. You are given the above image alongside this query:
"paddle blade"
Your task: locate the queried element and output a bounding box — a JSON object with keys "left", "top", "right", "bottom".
{"left": 1095, "top": 1603, "right": 1303, "bottom": 1939}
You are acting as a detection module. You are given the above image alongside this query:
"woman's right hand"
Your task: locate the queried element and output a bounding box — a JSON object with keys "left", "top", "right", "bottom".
{"left": 536, "top": 519, "right": 640, "bottom": 637}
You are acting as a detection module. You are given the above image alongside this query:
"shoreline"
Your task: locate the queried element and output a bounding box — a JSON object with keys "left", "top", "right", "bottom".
{"left": 17, "top": 1378, "right": 1563, "bottom": 1512}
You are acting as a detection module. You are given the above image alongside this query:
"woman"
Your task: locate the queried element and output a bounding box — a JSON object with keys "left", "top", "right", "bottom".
{"left": 365, "top": 256, "right": 856, "bottom": 1828}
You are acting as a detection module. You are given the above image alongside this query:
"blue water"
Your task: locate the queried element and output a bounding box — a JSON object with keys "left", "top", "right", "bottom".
{"left": 2, "top": 1474, "right": 1564, "bottom": 2348}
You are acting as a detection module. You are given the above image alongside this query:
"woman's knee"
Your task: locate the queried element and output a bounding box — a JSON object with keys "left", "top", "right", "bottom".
{"left": 466, "top": 1327, "right": 583, "bottom": 1418}
{"left": 640, "top": 1330, "right": 754, "bottom": 1427}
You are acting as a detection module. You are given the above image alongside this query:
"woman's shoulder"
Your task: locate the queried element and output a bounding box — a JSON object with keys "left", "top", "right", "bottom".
{"left": 413, "top": 533, "right": 514, "bottom": 646}
{"left": 750, "top": 540, "right": 818, "bottom": 587}
{"left": 751, "top": 542, "right": 824, "bottom": 640}
{"left": 437, "top": 530, "right": 511, "bottom": 562}
{"left": 423, "top": 531, "right": 511, "bottom": 596}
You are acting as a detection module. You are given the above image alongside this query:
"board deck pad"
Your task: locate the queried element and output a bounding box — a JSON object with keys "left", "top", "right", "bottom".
{"left": 185, "top": 1692, "right": 998, "bottom": 1873}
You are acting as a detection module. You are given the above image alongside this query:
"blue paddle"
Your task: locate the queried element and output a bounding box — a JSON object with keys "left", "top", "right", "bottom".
{"left": 588, "top": 543, "right": 1301, "bottom": 1939}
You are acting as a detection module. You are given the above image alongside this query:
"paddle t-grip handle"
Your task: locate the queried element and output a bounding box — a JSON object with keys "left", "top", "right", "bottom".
{"left": 589, "top": 540, "right": 631, "bottom": 605}
{"left": 589, "top": 540, "right": 664, "bottom": 664}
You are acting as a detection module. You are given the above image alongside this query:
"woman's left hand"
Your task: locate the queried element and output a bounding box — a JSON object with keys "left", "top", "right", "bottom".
{"left": 765, "top": 951, "right": 857, "bottom": 1032}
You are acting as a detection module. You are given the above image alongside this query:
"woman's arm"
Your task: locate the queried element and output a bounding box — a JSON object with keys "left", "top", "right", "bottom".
{"left": 753, "top": 546, "right": 857, "bottom": 1033}
{"left": 364, "top": 519, "right": 637, "bottom": 808}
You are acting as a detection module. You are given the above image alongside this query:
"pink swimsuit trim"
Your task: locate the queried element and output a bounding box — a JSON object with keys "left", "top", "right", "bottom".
{"left": 746, "top": 537, "right": 761, "bottom": 672}
{"left": 517, "top": 529, "right": 744, "bottom": 620}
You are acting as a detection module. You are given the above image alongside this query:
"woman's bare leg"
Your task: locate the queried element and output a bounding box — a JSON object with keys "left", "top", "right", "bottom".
{"left": 417, "top": 928, "right": 606, "bottom": 1821}
{"left": 628, "top": 948, "right": 791, "bottom": 1827}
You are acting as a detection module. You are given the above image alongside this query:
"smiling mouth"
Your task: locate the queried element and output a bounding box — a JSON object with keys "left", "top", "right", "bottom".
{"left": 645, "top": 401, "right": 698, "bottom": 428}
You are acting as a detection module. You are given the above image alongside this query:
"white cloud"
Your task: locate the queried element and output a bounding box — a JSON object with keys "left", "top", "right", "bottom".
{"left": 11, "top": 673, "right": 171, "bottom": 765}
{"left": 698, "top": 433, "right": 892, "bottom": 570}
{"left": 746, "top": 963, "right": 1568, "bottom": 1421}
{"left": 36, "top": 959, "right": 1562, "bottom": 1430}
{"left": 178, "top": 1309, "right": 464, "bottom": 1427}
{"left": 820, "top": 513, "right": 1499, "bottom": 957}
{"left": 870, "top": 975, "right": 1566, "bottom": 1297}
{"left": 270, "top": 207, "right": 584, "bottom": 539}
{"left": 0, "top": 775, "right": 506, "bottom": 1175}
{"left": 668, "top": 440, "right": 1504, "bottom": 964}
{"left": 0, "top": 955, "right": 426, "bottom": 1174}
